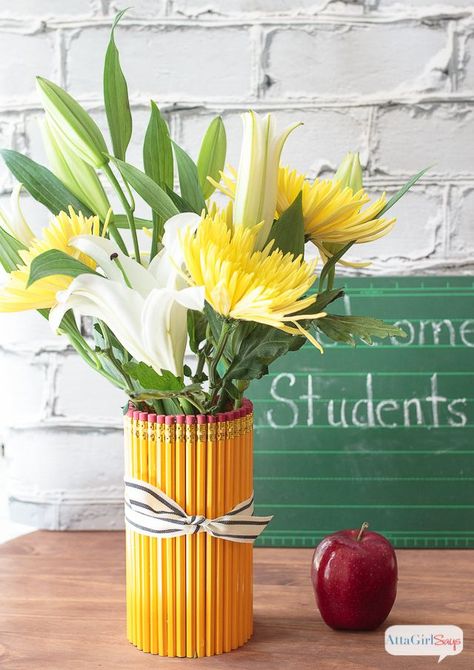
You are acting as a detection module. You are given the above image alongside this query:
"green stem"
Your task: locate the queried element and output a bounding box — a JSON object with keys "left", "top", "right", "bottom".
{"left": 96, "top": 321, "right": 134, "bottom": 393}
{"left": 103, "top": 164, "right": 141, "bottom": 264}
{"left": 327, "top": 266, "right": 335, "bottom": 291}
{"left": 208, "top": 320, "right": 232, "bottom": 393}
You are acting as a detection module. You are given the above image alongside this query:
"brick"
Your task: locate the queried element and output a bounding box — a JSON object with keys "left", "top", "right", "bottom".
{"left": 172, "top": 0, "right": 333, "bottom": 16}
{"left": 373, "top": 104, "right": 474, "bottom": 176}
{"left": 0, "top": 0, "right": 94, "bottom": 17}
{"left": 263, "top": 24, "right": 448, "bottom": 99}
{"left": 375, "top": 0, "right": 474, "bottom": 8}
{"left": 54, "top": 353, "right": 126, "bottom": 420}
{"left": 0, "top": 309, "right": 59, "bottom": 350}
{"left": 109, "top": 0, "right": 167, "bottom": 16}
{"left": 6, "top": 426, "right": 124, "bottom": 529}
{"left": 67, "top": 26, "right": 253, "bottom": 100}
{"left": 0, "top": 31, "right": 56, "bottom": 102}
{"left": 0, "top": 353, "right": 47, "bottom": 426}
{"left": 450, "top": 187, "right": 474, "bottom": 255}
{"left": 0, "top": 119, "right": 16, "bottom": 191}
{"left": 350, "top": 186, "right": 444, "bottom": 262}
{"left": 459, "top": 30, "right": 474, "bottom": 91}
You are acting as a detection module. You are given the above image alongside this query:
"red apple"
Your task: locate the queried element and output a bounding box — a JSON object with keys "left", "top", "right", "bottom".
{"left": 311, "top": 522, "right": 397, "bottom": 630}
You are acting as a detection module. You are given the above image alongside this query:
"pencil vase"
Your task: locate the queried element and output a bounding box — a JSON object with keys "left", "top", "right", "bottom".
{"left": 124, "top": 400, "right": 254, "bottom": 657}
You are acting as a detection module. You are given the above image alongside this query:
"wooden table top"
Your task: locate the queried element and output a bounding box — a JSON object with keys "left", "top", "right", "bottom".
{"left": 0, "top": 532, "right": 472, "bottom": 669}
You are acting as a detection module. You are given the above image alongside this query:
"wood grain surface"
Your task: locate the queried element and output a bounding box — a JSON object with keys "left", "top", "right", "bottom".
{"left": 0, "top": 532, "right": 472, "bottom": 669}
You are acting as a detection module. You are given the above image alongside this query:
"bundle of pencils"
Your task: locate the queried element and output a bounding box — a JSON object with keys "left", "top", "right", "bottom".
{"left": 124, "top": 400, "right": 254, "bottom": 657}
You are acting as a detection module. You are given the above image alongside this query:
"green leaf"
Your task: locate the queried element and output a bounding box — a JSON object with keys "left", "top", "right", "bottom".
{"left": 0, "top": 149, "right": 93, "bottom": 216}
{"left": 111, "top": 157, "right": 179, "bottom": 220}
{"left": 172, "top": 141, "right": 206, "bottom": 215}
{"left": 295, "top": 287, "right": 344, "bottom": 316}
{"left": 143, "top": 101, "right": 173, "bottom": 190}
{"left": 316, "top": 314, "right": 407, "bottom": 346}
{"left": 268, "top": 191, "right": 304, "bottom": 258}
{"left": 197, "top": 116, "right": 227, "bottom": 199}
{"left": 114, "top": 214, "right": 153, "bottom": 229}
{"left": 225, "top": 322, "right": 304, "bottom": 382}
{"left": 378, "top": 167, "right": 430, "bottom": 217}
{"left": 27, "top": 249, "right": 97, "bottom": 287}
{"left": 187, "top": 309, "right": 208, "bottom": 354}
{"left": 123, "top": 362, "right": 184, "bottom": 392}
{"left": 0, "top": 226, "right": 26, "bottom": 272}
{"left": 104, "top": 9, "right": 132, "bottom": 161}
{"left": 165, "top": 185, "right": 196, "bottom": 213}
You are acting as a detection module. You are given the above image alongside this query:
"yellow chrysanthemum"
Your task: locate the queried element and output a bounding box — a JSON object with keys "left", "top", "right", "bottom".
{"left": 0, "top": 207, "right": 101, "bottom": 312}
{"left": 179, "top": 210, "right": 325, "bottom": 349}
{"left": 276, "top": 166, "right": 395, "bottom": 252}
{"left": 212, "top": 165, "right": 395, "bottom": 263}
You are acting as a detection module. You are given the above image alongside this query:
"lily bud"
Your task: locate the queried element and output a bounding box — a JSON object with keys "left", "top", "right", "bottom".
{"left": 0, "top": 182, "right": 35, "bottom": 246}
{"left": 234, "top": 111, "right": 300, "bottom": 250}
{"left": 37, "top": 77, "right": 108, "bottom": 168}
{"left": 41, "top": 117, "right": 111, "bottom": 221}
{"left": 335, "top": 152, "right": 363, "bottom": 193}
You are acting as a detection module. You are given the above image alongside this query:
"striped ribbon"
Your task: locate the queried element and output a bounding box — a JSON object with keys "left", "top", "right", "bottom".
{"left": 124, "top": 476, "right": 273, "bottom": 543}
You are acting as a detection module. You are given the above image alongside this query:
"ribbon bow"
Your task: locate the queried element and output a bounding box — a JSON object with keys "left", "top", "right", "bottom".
{"left": 124, "top": 476, "right": 273, "bottom": 543}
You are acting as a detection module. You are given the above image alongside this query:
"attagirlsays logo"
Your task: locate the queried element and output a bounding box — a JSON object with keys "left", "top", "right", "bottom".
{"left": 385, "top": 625, "right": 463, "bottom": 663}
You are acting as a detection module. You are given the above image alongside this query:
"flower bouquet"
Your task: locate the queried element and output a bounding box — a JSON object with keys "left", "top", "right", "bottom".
{"left": 0, "top": 11, "right": 424, "bottom": 658}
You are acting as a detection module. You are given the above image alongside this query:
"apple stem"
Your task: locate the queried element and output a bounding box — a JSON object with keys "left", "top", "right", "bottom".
{"left": 356, "top": 522, "right": 369, "bottom": 541}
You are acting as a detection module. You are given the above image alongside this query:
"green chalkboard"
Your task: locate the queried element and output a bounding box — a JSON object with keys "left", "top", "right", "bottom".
{"left": 252, "top": 277, "right": 474, "bottom": 549}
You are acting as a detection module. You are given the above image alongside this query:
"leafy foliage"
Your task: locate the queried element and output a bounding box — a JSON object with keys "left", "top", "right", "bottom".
{"left": 123, "top": 361, "right": 185, "bottom": 392}
{"left": 224, "top": 322, "right": 305, "bottom": 382}
{"left": 316, "top": 314, "right": 407, "bottom": 346}
{"left": 172, "top": 142, "right": 206, "bottom": 215}
{"left": 103, "top": 9, "right": 132, "bottom": 161}
{"left": 27, "top": 249, "right": 97, "bottom": 287}
{"left": 0, "top": 149, "right": 92, "bottom": 216}
{"left": 197, "top": 116, "right": 227, "bottom": 199}
{"left": 0, "top": 226, "right": 25, "bottom": 273}
{"left": 111, "top": 157, "right": 179, "bottom": 220}
{"left": 268, "top": 191, "right": 304, "bottom": 258}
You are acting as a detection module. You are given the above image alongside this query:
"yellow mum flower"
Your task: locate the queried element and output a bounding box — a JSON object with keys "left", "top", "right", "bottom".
{"left": 179, "top": 210, "right": 325, "bottom": 349}
{"left": 212, "top": 165, "right": 395, "bottom": 261}
{"left": 277, "top": 166, "right": 395, "bottom": 254}
{"left": 0, "top": 207, "right": 100, "bottom": 312}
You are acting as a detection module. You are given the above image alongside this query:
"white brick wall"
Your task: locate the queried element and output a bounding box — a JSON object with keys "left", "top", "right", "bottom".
{"left": 0, "top": 0, "right": 473, "bottom": 530}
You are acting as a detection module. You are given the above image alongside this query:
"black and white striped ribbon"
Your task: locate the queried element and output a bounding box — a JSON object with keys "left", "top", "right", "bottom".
{"left": 124, "top": 476, "right": 273, "bottom": 543}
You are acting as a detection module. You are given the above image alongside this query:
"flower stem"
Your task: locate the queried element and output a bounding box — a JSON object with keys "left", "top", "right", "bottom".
{"left": 208, "top": 319, "right": 233, "bottom": 409}
{"left": 103, "top": 164, "right": 141, "bottom": 264}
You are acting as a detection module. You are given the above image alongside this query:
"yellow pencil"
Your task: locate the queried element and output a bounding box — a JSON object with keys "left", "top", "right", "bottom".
{"left": 185, "top": 416, "right": 196, "bottom": 657}
{"left": 175, "top": 414, "right": 186, "bottom": 657}
{"left": 206, "top": 415, "right": 217, "bottom": 656}
{"left": 223, "top": 411, "right": 234, "bottom": 653}
{"left": 248, "top": 403, "right": 254, "bottom": 640}
{"left": 147, "top": 413, "right": 158, "bottom": 654}
{"left": 156, "top": 415, "right": 167, "bottom": 656}
{"left": 196, "top": 415, "right": 207, "bottom": 657}
{"left": 138, "top": 412, "right": 151, "bottom": 653}
{"left": 124, "top": 411, "right": 133, "bottom": 643}
{"left": 164, "top": 416, "right": 176, "bottom": 657}
{"left": 234, "top": 408, "right": 244, "bottom": 649}
{"left": 131, "top": 411, "right": 141, "bottom": 648}
{"left": 215, "top": 413, "right": 226, "bottom": 654}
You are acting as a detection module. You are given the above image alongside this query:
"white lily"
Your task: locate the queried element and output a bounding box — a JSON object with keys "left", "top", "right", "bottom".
{"left": 0, "top": 183, "right": 35, "bottom": 246}
{"left": 50, "top": 217, "right": 204, "bottom": 377}
{"left": 233, "top": 111, "right": 301, "bottom": 250}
